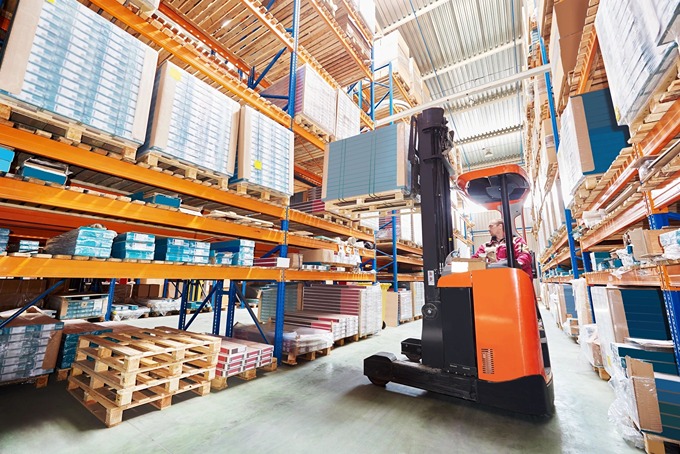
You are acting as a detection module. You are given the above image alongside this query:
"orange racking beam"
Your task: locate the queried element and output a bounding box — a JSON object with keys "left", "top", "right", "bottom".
{"left": 87, "top": 0, "right": 324, "bottom": 149}
{"left": 0, "top": 255, "right": 282, "bottom": 280}
{"left": 576, "top": 30, "right": 598, "bottom": 95}
{"left": 376, "top": 241, "right": 423, "bottom": 255}
{"left": 580, "top": 198, "right": 647, "bottom": 250}
{"left": 294, "top": 165, "right": 322, "bottom": 186}
{"left": 285, "top": 270, "right": 375, "bottom": 281}
{"left": 338, "top": 0, "right": 373, "bottom": 44}
{"left": 157, "top": 2, "right": 261, "bottom": 86}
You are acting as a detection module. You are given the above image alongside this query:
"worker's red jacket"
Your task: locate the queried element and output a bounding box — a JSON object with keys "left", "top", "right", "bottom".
{"left": 472, "top": 236, "right": 533, "bottom": 276}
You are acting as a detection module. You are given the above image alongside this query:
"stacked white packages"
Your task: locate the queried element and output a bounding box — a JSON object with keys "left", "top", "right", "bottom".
{"left": 141, "top": 62, "right": 241, "bottom": 176}
{"left": 262, "top": 65, "right": 337, "bottom": 137}
{"left": 0, "top": 0, "right": 157, "bottom": 144}
{"left": 412, "top": 282, "right": 425, "bottom": 318}
{"left": 335, "top": 89, "right": 361, "bottom": 140}
{"left": 596, "top": 0, "right": 679, "bottom": 125}
{"left": 398, "top": 290, "right": 413, "bottom": 322}
{"left": 233, "top": 105, "right": 294, "bottom": 195}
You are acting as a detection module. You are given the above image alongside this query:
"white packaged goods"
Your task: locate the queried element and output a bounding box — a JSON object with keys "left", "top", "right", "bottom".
{"left": 596, "top": 0, "right": 679, "bottom": 125}
{"left": 660, "top": 229, "right": 680, "bottom": 260}
{"left": 0, "top": 0, "right": 157, "bottom": 144}
{"left": 233, "top": 105, "right": 294, "bottom": 195}
{"left": 412, "top": 282, "right": 424, "bottom": 317}
{"left": 262, "top": 65, "right": 336, "bottom": 136}
{"left": 374, "top": 31, "right": 410, "bottom": 76}
{"left": 335, "top": 89, "right": 361, "bottom": 140}
{"left": 348, "top": 0, "right": 376, "bottom": 35}
{"left": 141, "top": 62, "right": 240, "bottom": 176}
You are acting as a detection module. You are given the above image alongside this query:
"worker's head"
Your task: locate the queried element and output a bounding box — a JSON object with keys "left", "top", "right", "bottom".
{"left": 488, "top": 218, "right": 505, "bottom": 240}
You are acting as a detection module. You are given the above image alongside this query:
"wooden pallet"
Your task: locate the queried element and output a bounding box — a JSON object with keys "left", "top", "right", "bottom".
{"left": 413, "top": 315, "right": 423, "bottom": 321}
{"left": 294, "top": 115, "right": 334, "bottom": 143}
{"left": 399, "top": 317, "right": 415, "bottom": 324}
{"left": 325, "top": 190, "right": 417, "bottom": 216}
{"left": 644, "top": 432, "right": 680, "bottom": 454}
{"left": 593, "top": 365, "right": 610, "bottom": 381}
{"left": 0, "top": 99, "right": 138, "bottom": 161}
{"left": 282, "top": 346, "right": 332, "bottom": 366}
{"left": 229, "top": 182, "right": 290, "bottom": 206}
{"left": 137, "top": 152, "right": 230, "bottom": 189}
{"left": 56, "top": 368, "right": 71, "bottom": 382}
{"left": 210, "top": 358, "right": 278, "bottom": 391}
{"left": 0, "top": 374, "right": 49, "bottom": 389}
{"left": 334, "top": 333, "right": 359, "bottom": 347}
{"left": 68, "top": 372, "right": 210, "bottom": 427}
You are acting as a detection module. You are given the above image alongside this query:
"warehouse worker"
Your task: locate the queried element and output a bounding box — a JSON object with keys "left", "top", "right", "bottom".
{"left": 472, "top": 218, "right": 533, "bottom": 276}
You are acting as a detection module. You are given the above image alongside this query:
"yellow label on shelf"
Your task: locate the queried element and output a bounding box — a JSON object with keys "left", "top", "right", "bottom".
{"left": 46, "top": 0, "right": 55, "bottom": 4}
{"left": 254, "top": 160, "right": 262, "bottom": 170}
{"left": 169, "top": 67, "right": 182, "bottom": 81}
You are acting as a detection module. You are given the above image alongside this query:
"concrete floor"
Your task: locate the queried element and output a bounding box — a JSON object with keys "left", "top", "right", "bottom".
{"left": 0, "top": 307, "right": 640, "bottom": 454}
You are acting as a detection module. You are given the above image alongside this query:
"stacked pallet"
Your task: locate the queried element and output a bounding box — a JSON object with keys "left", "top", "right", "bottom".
{"left": 67, "top": 326, "right": 220, "bottom": 427}
{"left": 280, "top": 311, "right": 359, "bottom": 343}
{"left": 0, "top": 0, "right": 157, "bottom": 144}
{"left": 0, "top": 311, "right": 63, "bottom": 384}
{"left": 233, "top": 322, "right": 334, "bottom": 365}
{"left": 211, "top": 337, "right": 275, "bottom": 390}
{"left": 301, "top": 284, "right": 382, "bottom": 337}
{"left": 44, "top": 225, "right": 117, "bottom": 258}
{"left": 140, "top": 61, "right": 240, "bottom": 177}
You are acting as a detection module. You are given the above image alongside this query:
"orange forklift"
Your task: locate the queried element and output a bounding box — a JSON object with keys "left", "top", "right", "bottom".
{"left": 363, "top": 107, "right": 554, "bottom": 416}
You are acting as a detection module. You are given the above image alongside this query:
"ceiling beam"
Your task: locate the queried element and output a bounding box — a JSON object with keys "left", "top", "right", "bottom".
{"left": 423, "top": 41, "right": 523, "bottom": 81}
{"left": 377, "top": 64, "right": 550, "bottom": 126}
{"left": 454, "top": 125, "right": 522, "bottom": 146}
{"left": 445, "top": 90, "right": 519, "bottom": 114}
{"left": 380, "top": 0, "right": 450, "bottom": 35}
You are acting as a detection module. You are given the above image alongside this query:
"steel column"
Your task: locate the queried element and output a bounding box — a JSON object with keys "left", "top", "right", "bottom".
{"left": 225, "top": 281, "right": 237, "bottom": 337}
{"left": 178, "top": 280, "right": 189, "bottom": 330}
{"left": 211, "top": 280, "right": 223, "bottom": 335}
{"left": 105, "top": 278, "right": 116, "bottom": 321}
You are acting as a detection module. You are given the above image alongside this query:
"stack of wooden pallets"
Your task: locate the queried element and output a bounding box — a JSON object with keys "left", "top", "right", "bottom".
{"left": 67, "top": 326, "right": 220, "bottom": 427}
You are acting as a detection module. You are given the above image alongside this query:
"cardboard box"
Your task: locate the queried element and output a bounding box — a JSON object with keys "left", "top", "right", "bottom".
{"left": 628, "top": 357, "right": 663, "bottom": 433}
{"left": 301, "top": 249, "right": 336, "bottom": 264}
{"left": 385, "top": 292, "right": 400, "bottom": 327}
{"left": 625, "top": 228, "right": 665, "bottom": 261}
{"left": 0, "top": 310, "right": 63, "bottom": 371}
{"left": 449, "top": 258, "right": 486, "bottom": 272}
{"left": 608, "top": 290, "right": 631, "bottom": 343}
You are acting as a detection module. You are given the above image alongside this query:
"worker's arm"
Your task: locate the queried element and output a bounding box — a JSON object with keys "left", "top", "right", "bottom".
{"left": 471, "top": 243, "right": 486, "bottom": 259}
{"left": 513, "top": 237, "right": 533, "bottom": 273}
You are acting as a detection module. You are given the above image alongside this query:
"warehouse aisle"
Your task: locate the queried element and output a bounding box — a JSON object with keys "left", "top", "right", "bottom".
{"left": 0, "top": 308, "right": 639, "bottom": 454}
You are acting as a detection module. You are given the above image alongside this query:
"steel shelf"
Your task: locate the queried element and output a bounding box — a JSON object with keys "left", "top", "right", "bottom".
{"left": 377, "top": 255, "right": 423, "bottom": 266}
{"left": 376, "top": 241, "right": 423, "bottom": 256}
{"left": 579, "top": 195, "right": 648, "bottom": 251}
{"left": 285, "top": 270, "right": 375, "bottom": 281}
{"left": 0, "top": 255, "right": 282, "bottom": 280}
{"left": 377, "top": 273, "right": 423, "bottom": 283}
{"left": 584, "top": 266, "right": 661, "bottom": 287}
{"left": 541, "top": 276, "right": 573, "bottom": 284}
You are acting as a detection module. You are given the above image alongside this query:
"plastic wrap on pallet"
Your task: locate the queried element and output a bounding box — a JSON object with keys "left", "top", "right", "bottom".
{"left": 110, "top": 305, "right": 150, "bottom": 321}
{"left": 557, "top": 89, "right": 630, "bottom": 207}
{"left": 660, "top": 229, "right": 680, "bottom": 260}
{"left": 323, "top": 122, "right": 411, "bottom": 202}
{"left": 233, "top": 322, "right": 334, "bottom": 355}
{"left": 335, "top": 89, "right": 361, "bottom": 140}
{"left": 0, "top": 0, "right": 157, "bottom": 144}
{"left": 358, "top": 213, "right": 379, "bottom": 231}
{"left": 44, "top": 225, "right": 116, "bottom": 258}
{"left": 608, "top": 358, "right": 645, "bottom": 450}
{"left": 572, "top": 278, "right": 593, "bottom": 326}
{"left": 140, "top": 62, "right": 240, "bottom": 177}
{"left": 232, "top": 105, "right": 294, "bottom": 196}
{"left": 578, "top": 324, "right": 602, "bottom": 367}
{"left": 261, "top": 65, "right": 337, "bottom": 137}
{"left": 412, "top": 281, "right": 424, "bottom": 317}
{"left": 596, "top": 0, "right": 679, "bottom": 126}
{"left": 346, "top": 0, "right": 375, "bottom": 36}
{"left": 135, "top": 298, "right": 181, "bottom": 316}
{"left": 374, "top": 30, "right": 410, "bottom": 75}
{"left": 0, "top": 310, "right": 63, "bottom": 382}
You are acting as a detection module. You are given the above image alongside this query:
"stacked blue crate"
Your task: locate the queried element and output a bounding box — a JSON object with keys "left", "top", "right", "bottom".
{"left": 58, "top": 322, "right": 112, "bottom": 370}
{"left": 323, "top": 122, "right": 411, "bottom": 202}
{"left": 212, "top": 251, "right": 234, "bottom": 265}
{"left": 233, "top": 106, "right": 294, "bottom": 196}
{"left": 0, "top": 147, "right": 14, "bottom": 173}
{"left": 0, "top": 0, "right": 157, "bottom": 144}
{"left": 0, "top": 316, "right": 64, "bottom": 382}
{"left": 0, "top": 229, "right": 9, "bottom": 252}
{"left": 130, "top": 191, "right": 181, "bottom": 208}
{"left": 619, "top": 288, "right": 670, "bottom": 341}
{"left": 562, "top": 284, "right": 577, "bottom": 319}
{"left": 111, "top": 232, "right": 155, "bottom": 260}
{"left": 613, "top": 343, "right": 677, "bottom": 375}
{"left": 18, "top": 159, "right": 68, "bottom": 185}
{"left": 141, "top": 62, "right": 240, "bottom": 176}
{"left": 44, "top": 226, "right": 116, "bottom": 257}
{"left": 653, "top": 374, "right": 680, "bottom": 440}
{"left": 7, "top": 240, "right": 40, "bottom": 253}
{"left": 210, "top": 240, "right": 255, "bottom": 266}
{"left": 155, "top": 237, "right": 210, "bottom": 264}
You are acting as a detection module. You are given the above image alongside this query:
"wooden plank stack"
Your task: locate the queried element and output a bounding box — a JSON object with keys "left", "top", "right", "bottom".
{"left": 211, "top": 337, "right": 276, "bottom": 390}
{"left": 67, "top": 326, "right": 220, "bottom": 427}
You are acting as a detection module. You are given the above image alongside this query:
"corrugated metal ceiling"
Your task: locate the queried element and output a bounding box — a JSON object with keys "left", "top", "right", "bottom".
{"left": 375, "top": 0, "right": 526, "bottom": 169}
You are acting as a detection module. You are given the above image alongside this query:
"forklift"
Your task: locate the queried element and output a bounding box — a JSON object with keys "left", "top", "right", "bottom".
{"left": 363, "top": 107, "right": 554, "bottom": 416}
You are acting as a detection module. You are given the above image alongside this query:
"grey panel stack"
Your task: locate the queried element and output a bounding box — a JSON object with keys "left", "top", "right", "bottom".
{"left": 140, "top": 62, "right": 240, "bottom": 176}
{"left": 0, "top": 0, "right": 157, "bottom": 144}
{"left": 45, "top": 226, "right": 116, "bottom": 258}
{"left": 323, "top": 122, "right": 411, "bottom": 201}
{"left": 261, "top": 65, "right": 337, "bottom": 137}
{"left": 259, "top": 284, "right": 300, "bottom": 323}
{"left": 233, "top": 106, "right": 294, "bottom": 195}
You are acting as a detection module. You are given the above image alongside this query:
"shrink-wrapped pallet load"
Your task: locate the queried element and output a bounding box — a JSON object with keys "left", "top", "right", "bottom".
{"left": 232, "top": 106, "right": 294, "bottom": 196}
{"left": 261, "top": 65, "right": 337, "bottom": 137}
{"left": 0, "top": 0, "right": 157, "bottom": 144}
{"left": 323, "top": 122, "right": 412, "bottom": 204}
{"left": 140, "top": 62, "right": 241, "bottom": 176}
{"left": 335, "top": 89, "right": 361, "bottom": 140}
{"left": 596, "top": 0, "right": 679, "bottom": 126}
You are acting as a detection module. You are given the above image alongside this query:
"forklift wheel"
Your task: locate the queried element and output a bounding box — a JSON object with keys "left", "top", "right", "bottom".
{"left": 368, "top": 377, "right": 389, "bottom": 387}
{"left": 405, "top": 354, "right": 421, "bottom": 363}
